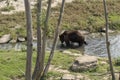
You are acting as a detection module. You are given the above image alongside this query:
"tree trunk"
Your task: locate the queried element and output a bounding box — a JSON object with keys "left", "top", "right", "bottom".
{"left": 103, "top": 0, "right": 115, "bottom": 80}
{"left": 36, "top": 0, "right": 52, "bottom": 79}
{"left": 42, "top": 0, "right": 66, "bottom": 77}
{"left": 24, "top": 0, "right": 33, "bottom": 80}
{"left": 32, "top": 0, "right": 42, "bottom": 80}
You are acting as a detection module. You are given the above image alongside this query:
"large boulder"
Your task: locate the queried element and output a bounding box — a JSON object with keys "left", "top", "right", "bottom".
{"left": 0, "top": 34, "right": 11, "bottom": 43}
{"left": 70, "top": 55, "right": 98, "bottom": 72}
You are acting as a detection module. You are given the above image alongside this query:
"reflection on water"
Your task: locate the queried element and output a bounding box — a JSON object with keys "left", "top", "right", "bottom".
{"left": 0, "top": 33, "right": 120, "bottom": 58}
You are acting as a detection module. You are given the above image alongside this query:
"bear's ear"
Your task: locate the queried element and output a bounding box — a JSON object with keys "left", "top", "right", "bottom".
{"left": 60, "top": 30, "right": 65, "bottom": 34}
{"left": 59, "top": 35, "right": 61, "bottom": 37}
{"left": 63, "top": 31, "right": 68, "bottom": 35}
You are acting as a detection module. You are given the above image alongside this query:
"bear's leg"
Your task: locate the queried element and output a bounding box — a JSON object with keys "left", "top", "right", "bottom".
{"left": 78, "top": 42, "right": 83, "bottom": 46}
{"left": 65, "top": 41, "right": 70, "bottom": 47}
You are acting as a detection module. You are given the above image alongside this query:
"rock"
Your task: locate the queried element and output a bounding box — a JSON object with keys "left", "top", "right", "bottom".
{"left": 62, "top": 50, "right": 82, "bottom": 56}
{"left": 78, "top": 30, "right": 89, "bottom": 35}
{"left": 15, "top": 24, "right": 21, "bottom": 29}
{"left": 61, "top": 74, "right": 75, "bottom": 80}
{"left": 69, "top": 53, "right": 82, "bottom": 57}
{"left": 61, "top": 74, "right": 90, "bottom": 80}
{"left": 49, "top": 65, "right": 70, "bottom": 74}
{"left": 0, "top": 34, "right": 11, "bottom": 43}
{"left": 100, "top": 61, "right": 107, "bottom": 65}
{"left": 103, "top": 73, "right": 120, "bottom": 80}
{"left": 17, "top": 37, "right": 26, "bottom": 42}
{"left": 33, "top": 37, "right": 37, "bottom": 41}
{"left": 75, "top": 75, "right": 84, "bottom": 80}
{"left": 9, "top": 39, "right": 17, "bottom": 43}
{"left": 63, "top": 50, "right": 72, "bottom": 54}
{"left": 89, "top": 33, "right": 102, "bottom": 38}
{"left": 98, "top": 28, "right": 114, "bottom": 33}
{"left": 70, "top": 55, "right": 98, "bottom": 72}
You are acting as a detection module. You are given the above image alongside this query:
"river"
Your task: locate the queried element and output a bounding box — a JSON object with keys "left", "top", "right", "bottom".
{"left": 85, "top": 33, "right": 120, "bottom": 58}
{"left": 0, "top": 33, "right": 120, "bottom": 58}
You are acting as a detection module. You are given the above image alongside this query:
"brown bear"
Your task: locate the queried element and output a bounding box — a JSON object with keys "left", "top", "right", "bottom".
{"left": 59, "top": 30, "right": 87, "bottom": 47}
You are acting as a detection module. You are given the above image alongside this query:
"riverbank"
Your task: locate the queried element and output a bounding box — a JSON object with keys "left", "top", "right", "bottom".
{"left": 0, "top": 50, "right": 120, "bottom": 80}
{"left": 0, "top": 0, "right": 120, "bottom": 38}
{"left": 1, "top": 31, "right": 120, "bottom": 58}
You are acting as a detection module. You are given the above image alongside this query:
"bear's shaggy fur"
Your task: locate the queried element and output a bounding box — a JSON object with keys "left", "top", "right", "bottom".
{"left": 59, "top": 30, "right": 87, "bottom": 47}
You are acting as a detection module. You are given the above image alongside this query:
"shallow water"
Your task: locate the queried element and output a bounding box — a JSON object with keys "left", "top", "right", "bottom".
{"left": 0, "top": 33, "right": 120, "bottom": 58}
{"left": 84, "top": 33, "right": 120, "bottom": 58}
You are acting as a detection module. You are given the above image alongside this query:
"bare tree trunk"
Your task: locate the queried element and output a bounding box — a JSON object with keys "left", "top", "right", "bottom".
{"left": 24, "top": 0, "right": 33, "bottom": 80}
{"left": 36, "top": 0, "right": 52, "bottom": 79}
{"left": 32, "top": 0, "right": 42, "bottom": 80}
{"left": 119, "top": 72, "right": 120, "bottom": 80}
{"left": 42, "top": 0, "right": 66, "bottom": 77}
{"left": 103, "top": 0, "right": 115, "bottom": 80}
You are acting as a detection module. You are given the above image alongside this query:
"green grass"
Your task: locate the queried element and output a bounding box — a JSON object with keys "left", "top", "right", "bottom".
{"left": 1, "top": 50, "right": 120, "bottom": 80}
{"left": 109, "top": 15, "right": 120, "bottom": 30}
{"left": 0, "top": 50, "right": 75, "bottom": 80}
{"left": 54, "top": 0, "right": 120, "bottom": 32}
{"left": 44, "top": 71, "right": 62, "bottom": 80}
{"left": 45, "top": 51, "right": 75, "bottom": 69}
{"left": 1, "top": 0, "right": 120, "bottom": 38}
{"left": 0, "top": 50, "right": 26, "bottom": 80}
